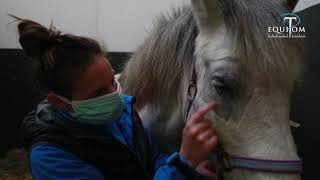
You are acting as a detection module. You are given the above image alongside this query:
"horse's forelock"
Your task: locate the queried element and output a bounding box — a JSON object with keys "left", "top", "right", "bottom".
{"left": 120, "top": 7, "right": 198, "bottom": 108}
{"left": 221, "top": 0, "right": 304, "bottom": 87}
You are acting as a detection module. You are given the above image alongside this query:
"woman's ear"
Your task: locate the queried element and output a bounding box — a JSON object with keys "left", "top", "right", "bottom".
{"left": 47, "top": 93, "right": 74, "bottom": 112}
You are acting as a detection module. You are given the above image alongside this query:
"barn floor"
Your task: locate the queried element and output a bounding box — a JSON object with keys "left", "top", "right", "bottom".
{"left": 0, "top": 149, "right": 31, "bottom": 180}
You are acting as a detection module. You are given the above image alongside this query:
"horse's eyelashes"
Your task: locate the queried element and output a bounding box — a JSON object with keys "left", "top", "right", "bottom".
{"left": 212, "top": 76, "right": 226, "bottom": 86}
{"left": 214, "top": 81, "right": 224, "bottom": 87}
{"left": 213, "top": 79, "right": 225, "bottom": 88}
{"left": 212, "top": 76, "right": 228, "bottom": 91}
{"left": 212, "top": 75, "right": 238, "bottom": 98}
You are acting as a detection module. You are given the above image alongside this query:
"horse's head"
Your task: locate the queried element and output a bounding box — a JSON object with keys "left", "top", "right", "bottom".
{"left": 189, "top": 0, "right": 303, "bottom": 178}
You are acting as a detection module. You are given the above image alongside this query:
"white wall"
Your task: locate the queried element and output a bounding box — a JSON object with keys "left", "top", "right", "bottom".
{"left": 0, "top": 0, "right": 187, "bottom": 52}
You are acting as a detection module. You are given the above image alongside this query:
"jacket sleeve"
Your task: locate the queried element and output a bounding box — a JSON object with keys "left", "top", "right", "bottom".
{"left": 29, "top": 144, "right": 105, "bottom": 180}
{"left": 153, "top": 152, "right": 202, "bottom": 180}
{"left": 146, "top": 133, "right": 201, "bottom": 180}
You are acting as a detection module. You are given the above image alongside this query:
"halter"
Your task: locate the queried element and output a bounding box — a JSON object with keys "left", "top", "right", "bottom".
{"left": 184, "top": 61, "right": 303, "bottom": 178}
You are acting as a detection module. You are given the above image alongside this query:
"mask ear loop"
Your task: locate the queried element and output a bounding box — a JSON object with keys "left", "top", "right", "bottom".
{"left": 115, "top": 79, "right": 125, "bottom": 104}
{"left": 115, "top": 79, "right": 122, "bottom": 94}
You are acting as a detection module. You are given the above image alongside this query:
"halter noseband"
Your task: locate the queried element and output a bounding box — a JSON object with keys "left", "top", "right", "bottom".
{"left": 184, "top": 61, "right": 303, "bottom": 177}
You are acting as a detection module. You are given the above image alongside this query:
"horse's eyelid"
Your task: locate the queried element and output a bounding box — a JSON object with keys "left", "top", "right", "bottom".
{"left": 212, "top": 75, "right": 225, "bottom": 82}
{"left": 212, "top": 75, "right": 239, "bottom": 88}
{"left": 203, "top": 59, "right": 216, "bottom": 66}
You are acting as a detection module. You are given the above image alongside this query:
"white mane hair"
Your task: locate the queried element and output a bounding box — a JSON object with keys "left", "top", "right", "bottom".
{"left": 120, "top": 7, "right": 197, "bottom": 109}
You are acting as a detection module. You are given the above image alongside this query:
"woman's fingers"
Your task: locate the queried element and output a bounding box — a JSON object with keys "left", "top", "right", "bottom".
{"left": 196, "top": 160, "right": 218, "bottom": 180}
{"left": 186, "top": 119, "right": 211, "bottom": 135}
{"left": 198, "top": 128, "right": 215, "bottom": 142}
{"left": 180, "top": 101, "right": 219, "bottom": 168}
{"left": 189, "top": 102, "right": 216, "bottom": 123}
{"left": 205, "top": 136, "right": 218, "bottom": 150}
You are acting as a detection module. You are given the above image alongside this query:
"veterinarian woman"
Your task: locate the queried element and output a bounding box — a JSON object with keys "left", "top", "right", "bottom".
{"left": 16, "top": 17, "right": 218, "bottom": 180}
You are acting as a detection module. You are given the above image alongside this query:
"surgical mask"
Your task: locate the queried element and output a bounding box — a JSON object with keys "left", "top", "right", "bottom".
{"left": 57, "top": 80, "right": 124, "bottom": 125}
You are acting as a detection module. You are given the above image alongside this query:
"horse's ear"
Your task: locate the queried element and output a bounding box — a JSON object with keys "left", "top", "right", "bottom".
{"left": 190, "top": 0, "right": 223, "bottom": 31}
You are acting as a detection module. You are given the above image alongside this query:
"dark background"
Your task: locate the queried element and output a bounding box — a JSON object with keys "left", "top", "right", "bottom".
{"left": 289, "top": 4, "right": 320, "bottom": 179}
{"left": 0, "top": 4, "right": 319, "bottom": 179}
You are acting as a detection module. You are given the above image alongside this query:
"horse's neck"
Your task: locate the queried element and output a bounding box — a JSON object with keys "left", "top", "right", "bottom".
{"left": 138, "top": 101, "right": 185, "bottom": 153}
{"left": 217, "top": 91, "right": 301, "bottom": 180}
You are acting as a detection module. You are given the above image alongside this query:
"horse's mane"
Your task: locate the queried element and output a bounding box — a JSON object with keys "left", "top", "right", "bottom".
{"left": 120, "top": 7, "right": 197, "bottom": 108}
{"left": 120, "top": 1, "right": 304, "bottom": 107}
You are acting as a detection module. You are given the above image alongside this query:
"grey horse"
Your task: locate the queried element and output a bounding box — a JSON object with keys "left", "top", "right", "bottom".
{"left": 120, "top": 0, "right": 304, "bottom": 179}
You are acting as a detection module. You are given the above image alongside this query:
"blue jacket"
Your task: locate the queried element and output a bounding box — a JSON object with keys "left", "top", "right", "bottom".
{"left": 28, "top": 95, "right": 200, "bottom": 180}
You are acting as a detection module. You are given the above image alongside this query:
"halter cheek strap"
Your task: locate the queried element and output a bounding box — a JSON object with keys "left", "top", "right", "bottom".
{"left": 184, "top": 61, "right": 198, "bottom": 122}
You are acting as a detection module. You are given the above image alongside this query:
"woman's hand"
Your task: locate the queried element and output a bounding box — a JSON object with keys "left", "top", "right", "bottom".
{"left": 179, "top": 102, "right": 218, "bottom": 168}
{"left": 196, "top": 160, "right": 218, "bottom": 180}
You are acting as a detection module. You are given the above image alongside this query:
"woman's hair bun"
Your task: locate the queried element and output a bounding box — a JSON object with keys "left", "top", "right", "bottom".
{"left": 11, "top": 15, "right": 60, "bottom": 58}
{"left": 9, "top": 15, "right": 105, "bottom": 96}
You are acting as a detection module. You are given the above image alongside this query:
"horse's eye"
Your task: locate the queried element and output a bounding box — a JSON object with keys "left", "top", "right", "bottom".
{"left": 212, "top": 76, "right": 229, "bottom": 94}
{"left": 211, "top": 75, "right": 238, "bottom": 99}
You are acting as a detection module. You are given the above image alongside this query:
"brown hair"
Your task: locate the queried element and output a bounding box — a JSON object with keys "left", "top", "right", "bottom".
{"left": 11, "top": 15, "right": 105, "bottom": 98}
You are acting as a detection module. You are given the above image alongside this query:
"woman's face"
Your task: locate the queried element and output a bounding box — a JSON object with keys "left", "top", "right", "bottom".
{"left": 71, "top": 55, "right": 117, "bottom": 101}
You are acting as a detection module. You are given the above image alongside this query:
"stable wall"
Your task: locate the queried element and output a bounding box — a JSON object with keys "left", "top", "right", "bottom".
{"left": 0, "top": 0, "right": 186, "bottom": 51}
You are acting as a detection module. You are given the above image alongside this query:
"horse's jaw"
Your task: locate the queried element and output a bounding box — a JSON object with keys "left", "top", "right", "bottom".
{"left": 211, "top": 90, "right": 301, "bottom": 180}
